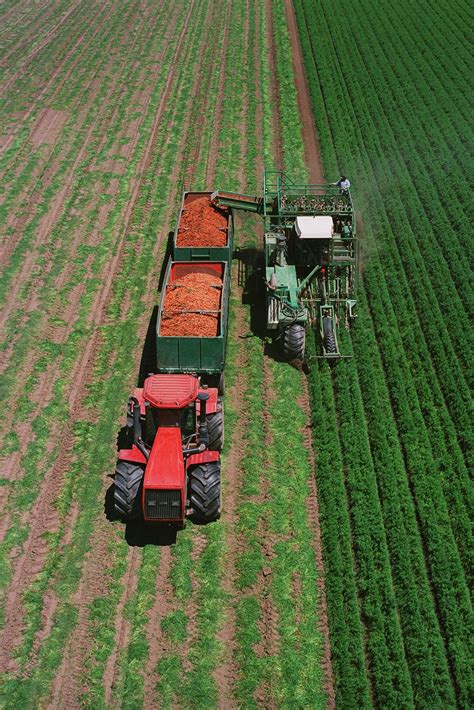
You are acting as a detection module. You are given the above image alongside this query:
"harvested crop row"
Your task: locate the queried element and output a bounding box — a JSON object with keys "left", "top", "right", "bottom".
{"left": 161, "top": 272, "right": 222, "bottom": 337}
{"left": 176, "top": 196, "right": 228, "bottom": 246}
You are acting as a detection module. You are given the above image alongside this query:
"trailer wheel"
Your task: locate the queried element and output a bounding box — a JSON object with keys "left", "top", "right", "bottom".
{"left": 283, "top": 323, "right": 305, "bottom": 360}
{"left": 188, "top": 462, "right": 221, "bottom": 524}
{"left": 207, "top": 402, "right": 224, "bottom": 451}
{"left": 114, "top": 461, "right": 144, "bottom": 521}
{"left": 218, "top": 372, "right": 225, "bottom": 396}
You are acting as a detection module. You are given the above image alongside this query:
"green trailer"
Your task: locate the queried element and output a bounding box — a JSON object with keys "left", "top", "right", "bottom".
{"left": 156, "top": 260, "right": 230, "bottom": 393}
{"left": 172, "top": 191, "right": 233, "bottom": 264}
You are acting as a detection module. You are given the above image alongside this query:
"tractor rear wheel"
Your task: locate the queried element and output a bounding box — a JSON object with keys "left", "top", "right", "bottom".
{"left": 283, "top": 323, "right": 305, "bottom": 360}
{"left": 114, "top": 461, "right": 144, "bottom": 521}
{"left": 187, "top": 462, "right": 221, "bottom": 524}
{"left": 207, "top": 401, "right": 224, "bottom": 451}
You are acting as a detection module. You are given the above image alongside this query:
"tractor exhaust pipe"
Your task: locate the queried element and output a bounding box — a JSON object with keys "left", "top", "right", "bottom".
{"left": 197, "top": 392, "right": 209, "bottom": 449}
{"left": 130, "top": 397, "right": 149, "bottom": 460}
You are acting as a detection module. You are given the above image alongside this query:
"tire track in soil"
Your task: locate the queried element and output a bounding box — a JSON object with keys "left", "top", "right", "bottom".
{"left": 253, "top": 359, "right": 279, "bottom": 710}
{"left": 283, "top": 0, "right": 324, "bottom": 183}
{"left": 0, "top": 0, "right": 83, "bottom": 93}
{"left": 298, "top": 385, "right": 336, "bottom": 709}
{"left": 0, "top": 0, "right": 195, "bottom": 679}
{"left": 0, "top": 0, "right": 111, "bottom": 156}
{"left": 140, "top": 547, "right": 173, "bottom": 710}
{"left": 264, "top": 0, "right": 284, "bottom": 170}
{"left": 282, "top": 2, "right": 335, "bottom": 704}
{"left": 203, "top": 2, "right": 232, "bottom": 186}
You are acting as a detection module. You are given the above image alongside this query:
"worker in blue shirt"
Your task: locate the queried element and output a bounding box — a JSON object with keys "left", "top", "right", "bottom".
{"left": 332, "top": 175, "right": 351, "bottom": 196}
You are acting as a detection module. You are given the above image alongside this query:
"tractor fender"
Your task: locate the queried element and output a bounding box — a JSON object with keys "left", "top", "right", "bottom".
{"left": 186, "top": 450, "right": 220, "bottom": 468}
{"left": 118, "top": 446, "right": 147, "bottom": 465}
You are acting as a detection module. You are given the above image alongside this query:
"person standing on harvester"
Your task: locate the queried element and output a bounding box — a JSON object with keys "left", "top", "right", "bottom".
{"left": 332, "top": 175, "right": 351, "bottom": 196}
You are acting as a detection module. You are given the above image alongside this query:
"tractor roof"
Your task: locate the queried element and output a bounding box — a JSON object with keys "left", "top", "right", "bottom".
{"left": 143, "top": 374, "right": 198, "bottom": 409}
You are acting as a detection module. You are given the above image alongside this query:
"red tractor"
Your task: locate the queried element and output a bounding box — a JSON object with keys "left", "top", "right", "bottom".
{"left": 113, "top": 374, "right": 223, "bottom": 528}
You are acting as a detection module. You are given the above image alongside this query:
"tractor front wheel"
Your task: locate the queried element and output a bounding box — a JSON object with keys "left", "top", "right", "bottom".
{"left": 283, "top": 323, "right": 305, "bottom": 360}
{"left": 187, "top": 462, "right": 221, "bottom": 524}
{"left": 114, "top": 461, "right": 144, "bottom": 521}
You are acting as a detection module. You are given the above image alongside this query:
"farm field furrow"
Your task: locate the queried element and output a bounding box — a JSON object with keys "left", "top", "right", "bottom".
{"left": 294, "top": 0, "right": 473, "bottom": 707}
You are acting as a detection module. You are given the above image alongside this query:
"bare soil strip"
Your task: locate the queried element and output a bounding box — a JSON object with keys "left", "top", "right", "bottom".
{"left": 264, "top": 0, "right": 284, "bottom": 169}
{"left": 299, "top": 386, "right": 336, "bottom": 709}
{"left": 213, "top": 293, "right": 250, "bottom": 709}
{"left": 0, "top": 0, "right": 83, "bottom": 93}
{"left": 253, "top": 360, "right": 279, "bottom": 709}
{"left": 283, "top": 0, "right": 324, "bottom": 183}
{"left": 141, "top": 547, "right": 173, "bottom": 710}
{"left": 203, "top": 1, "right": 233, "bottom": 185}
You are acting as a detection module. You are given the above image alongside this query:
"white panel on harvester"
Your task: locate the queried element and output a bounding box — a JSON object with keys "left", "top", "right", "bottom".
{"left": 295, "top": 215, "right": 333, "bottom": 239}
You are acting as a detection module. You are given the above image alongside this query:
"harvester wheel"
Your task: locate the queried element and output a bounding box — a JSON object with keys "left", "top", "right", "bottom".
{"left": 114, "top": 461, "right": 144, "bottom": 521}
{"left": 283, "top": 323, "right": 305, "bottom": 360}
{"left": 325, "top": 332, "right": 337, "bottom": 354}
{"left": 207, "top": 401, "right": 224, "bottom": 451}
{"left": 188, "top": 462, "right": 221, "bottom": 524}
{"left": 323, "top": 316, "right": 337, "bottom": 354}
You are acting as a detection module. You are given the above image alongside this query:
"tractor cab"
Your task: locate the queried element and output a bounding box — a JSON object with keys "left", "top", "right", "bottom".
{"left": 114, "top": 374, "right": 222, "bottom": 528}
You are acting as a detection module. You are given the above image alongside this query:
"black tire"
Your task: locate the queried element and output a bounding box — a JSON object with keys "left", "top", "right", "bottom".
{"left": 283, "top": 323, "right": 305, "bottom": 360}
{"left": 187, "top": 462, "right": 221, "bottom": 524}
{"left": 114, "top": 460, "right": 144, "bottom": 521}
{"left": 325, "top": 331, "right": 337, "bottom": 354}
{"left": 323, "top": 316, "right": 337, "bottom": 354}
{"left": 218, "top": 372, "right": 225, "bottom": 397}
{"left": 207, "top": 402, "right": 224, "bottom": 451}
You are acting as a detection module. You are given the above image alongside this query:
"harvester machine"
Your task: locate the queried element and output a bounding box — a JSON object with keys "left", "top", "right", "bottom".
{"left": 114, "top": 374, "right": 222, "bottom": 527}
{"left": 212, "top": 170, "right": 357, "bottom": 360}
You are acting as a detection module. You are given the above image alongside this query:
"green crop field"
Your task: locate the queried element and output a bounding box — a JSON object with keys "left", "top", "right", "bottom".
{"left": 294, "top": 0, "right": 473, "bottom": 707}
{"left": 0, "top": 1, "right": 472, "bottom": 708}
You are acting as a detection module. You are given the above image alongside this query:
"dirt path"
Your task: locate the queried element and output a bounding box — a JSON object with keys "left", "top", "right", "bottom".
{"left": 284, "top": 0, "right": 324, "bottom": 183}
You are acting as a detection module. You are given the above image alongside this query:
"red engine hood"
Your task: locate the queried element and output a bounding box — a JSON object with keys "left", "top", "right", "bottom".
{"left": 144, "top": 427, "right": 185, "bottom": 490}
